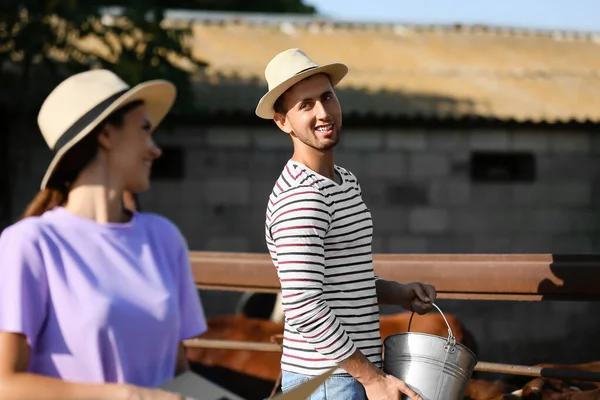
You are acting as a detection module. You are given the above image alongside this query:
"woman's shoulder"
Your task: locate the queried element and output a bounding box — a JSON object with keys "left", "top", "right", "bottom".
{"left": 0, "top": 215, "right": 50, "bottom": 242}
{"left": 0, "top": 216, "right": 53, "bottom": 263}
{"left": 136, "top": 211, "right": 180, "bottom": 231}
{"left": 135, "top": 212, "right": 186, "bottom": 243}
{"left": 135, "top": 212, "right": 191, "bottom": 269}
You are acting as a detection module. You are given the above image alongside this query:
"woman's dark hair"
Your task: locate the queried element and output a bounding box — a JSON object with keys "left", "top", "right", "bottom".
{"left": 20, "top": 100, "right": 144, "bottom": 219}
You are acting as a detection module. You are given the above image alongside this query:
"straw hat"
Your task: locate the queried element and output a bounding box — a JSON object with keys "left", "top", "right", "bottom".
{"left": 37, "top": 69, "right": 176, "bottom": 189}
{"left": 255, "top": 48, "right": 348, "bottom": 119}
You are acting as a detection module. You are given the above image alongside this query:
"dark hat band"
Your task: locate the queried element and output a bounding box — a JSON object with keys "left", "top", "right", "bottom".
{"left": 295, "top": 65, "right": 317, "bottom": 75}
{"left": 53, "top": 89, "right": 129, "bottom": 154}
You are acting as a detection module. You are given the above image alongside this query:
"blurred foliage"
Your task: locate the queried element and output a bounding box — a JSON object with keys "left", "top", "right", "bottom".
{"left": 99, "top": 0, "right": 317, "bottom": 14}
{"left": 0, "top": 0, "right": 316, "bottom": 113}
{"left": 0, "top": 0, "right": 200, "bottom": 228}
{"left": 0, "top": 0, "right": 317, "bottom": 227}
{"left": 0, "top": 0, "right": 201, "bottom": 115}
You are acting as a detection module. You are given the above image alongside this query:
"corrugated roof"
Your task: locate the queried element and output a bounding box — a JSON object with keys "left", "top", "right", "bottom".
{"left": 167, "top": 12, "right": 600, "bottom": 123}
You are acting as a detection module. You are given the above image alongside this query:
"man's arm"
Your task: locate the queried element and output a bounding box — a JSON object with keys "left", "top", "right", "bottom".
{"left": 375, "top": 279, "right": 436, "bottom": 313}
{"left": 268, "top": 188, "right": 372, "bottom": 370}
{"left": 375, "top": 279, "right": 405, "bottom": 305}
{"left": 268, "top": 187, "right": 424, "bottom": 399}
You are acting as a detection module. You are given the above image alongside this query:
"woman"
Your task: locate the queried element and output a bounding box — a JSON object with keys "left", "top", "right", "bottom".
{"left": 0, "top": 69, "right": 206, "bottom": 399}
{"left": 123, "top": 191, "right": 141, "bottom": 212}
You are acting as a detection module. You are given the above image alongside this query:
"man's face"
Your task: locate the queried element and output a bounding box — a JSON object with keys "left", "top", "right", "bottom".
{"left": 274, "top": 73, "right": 342, "bottom": 151}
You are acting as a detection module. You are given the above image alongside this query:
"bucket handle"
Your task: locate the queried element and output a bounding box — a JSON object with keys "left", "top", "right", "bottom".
{"left": 407, "top": 303, "right": 457, "bottom": 351}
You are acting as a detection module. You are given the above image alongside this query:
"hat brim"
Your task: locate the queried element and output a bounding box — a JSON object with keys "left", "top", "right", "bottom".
{"left": 40, "top": 80, "right": 176, "bottom": 190}
{"left": 255, "top": 63, "right": 348, "bottom": 120}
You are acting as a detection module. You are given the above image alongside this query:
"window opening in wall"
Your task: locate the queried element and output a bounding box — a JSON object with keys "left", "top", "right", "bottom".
{"left": 470, "top": 151, "right": 536, "bottom": 183}
{"left": 151, "top": 146, "right": 185, "bottom": 180}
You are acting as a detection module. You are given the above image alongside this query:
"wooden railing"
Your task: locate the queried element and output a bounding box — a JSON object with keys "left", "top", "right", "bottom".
{"left": 186, "top": 251, "right": 600, "bottom": 382}
{"left": 190, "top": 252, "right": 600, "bottom": 301}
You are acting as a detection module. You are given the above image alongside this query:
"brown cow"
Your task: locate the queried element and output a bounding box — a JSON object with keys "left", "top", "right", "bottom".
{"left": 465, "top": 379, "right": 518, "bottom": 400}
{"left": 490, "top": 363, "right": 600, "bottom": 400}
{"left": 535, "top": 362, "right": 600, "bottom": 389}
{"left": 501, "top": 377, "right": 597, "bottom": 400}
{"left": 548, "top": 390, "right": 600, "bottom": 400}
{"left": 188, "top": 313, "right": 600, "bottom": 400}
{"left": 379, "top": 310, "right": 479, "bottom": 357}
{"left": 186, "top": 311, "right": 473, "bottom": 382}
{"left": 187, "top": 314, "right": 283, "bottom": 382}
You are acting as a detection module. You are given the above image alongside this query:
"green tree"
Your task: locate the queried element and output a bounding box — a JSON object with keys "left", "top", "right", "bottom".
{"left": 0, "top": 0, "right": 202, "bottom": 229}
{"left": 101, "top": 0, "right": 316, "bottom": 14}
{"left": 0, "top": 0, "right": 317, "bottom": 229}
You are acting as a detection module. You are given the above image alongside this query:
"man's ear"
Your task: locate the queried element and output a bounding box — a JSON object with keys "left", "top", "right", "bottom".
{"left": 274, "top": 112, "right": 293, "bottom": 134}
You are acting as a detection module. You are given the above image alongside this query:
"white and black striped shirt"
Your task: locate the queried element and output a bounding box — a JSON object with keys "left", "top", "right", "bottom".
{"left": 265, "top": 160, "right": 382, "bottom": 376}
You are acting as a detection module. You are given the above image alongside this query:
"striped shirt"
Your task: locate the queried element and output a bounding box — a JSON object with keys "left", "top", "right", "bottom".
{"left": 265, "top": 159, "right": 382, "bottom": 376}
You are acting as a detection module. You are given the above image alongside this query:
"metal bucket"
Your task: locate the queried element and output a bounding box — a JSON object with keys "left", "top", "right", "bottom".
{"left": 383, "top": 303, "right": 477, "bottom": 400}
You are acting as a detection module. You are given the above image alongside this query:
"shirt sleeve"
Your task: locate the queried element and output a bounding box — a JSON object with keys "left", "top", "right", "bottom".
{"left": 355, "top": 176, "right": 382, "bottom": 282}
{"left": 0, "top": 224, "right": 49, "bottom": 350}
{"left": 174, "top": 231, "right": 208, "bottom": 341}
{"left": 268, "top": 187, "right": 357, "bottom": 364}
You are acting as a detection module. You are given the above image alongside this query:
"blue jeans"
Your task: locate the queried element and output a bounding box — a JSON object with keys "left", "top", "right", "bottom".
{"left": 281, "top": 370, "right": 367, "bottom": 400}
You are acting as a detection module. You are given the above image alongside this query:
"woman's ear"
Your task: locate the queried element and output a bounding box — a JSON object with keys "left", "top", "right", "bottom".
{"left": 96, "top": 124, "right": 116, "bottom": 151}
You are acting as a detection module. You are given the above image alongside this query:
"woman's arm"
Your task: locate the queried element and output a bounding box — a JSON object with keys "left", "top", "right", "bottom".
{"left": 174, "top": 342, "right": 190, "bottom": 376}
{"left": 0, "top": 332, "right": 181, "bottom": 400}
{"left": 0, "top": 332, "right": 126, "bottom": 399}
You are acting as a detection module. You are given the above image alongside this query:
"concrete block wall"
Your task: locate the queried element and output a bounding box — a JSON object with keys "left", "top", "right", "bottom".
{"left": 137, "top": 125, "right": 600, "bottom": 366}
{"left": 135, "top": 126, "right": 600, "bottom": 256}
{"left": 13, "top": 125, "right": 599, "bottom": 253}
{"left": 10, "top": 125, "right": 600, "bottom": 367}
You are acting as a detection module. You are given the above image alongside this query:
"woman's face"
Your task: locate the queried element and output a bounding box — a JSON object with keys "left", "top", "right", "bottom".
{"left": 104, "top": 104, "right": 162, "bottom": 192}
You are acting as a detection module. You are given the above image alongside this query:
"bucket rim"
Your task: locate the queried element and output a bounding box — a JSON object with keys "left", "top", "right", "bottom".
{"left": 383, "top": 332, "right": 478, "bottom": 360}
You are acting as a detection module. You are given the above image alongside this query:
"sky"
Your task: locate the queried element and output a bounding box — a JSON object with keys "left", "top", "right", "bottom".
{"left": 304, "top": 0, "right": 599, "bottom": 32}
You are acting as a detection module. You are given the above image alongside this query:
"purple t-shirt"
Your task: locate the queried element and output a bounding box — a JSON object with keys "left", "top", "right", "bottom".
{"left": 0, "top": 206, "right": 207, "bottom": 387}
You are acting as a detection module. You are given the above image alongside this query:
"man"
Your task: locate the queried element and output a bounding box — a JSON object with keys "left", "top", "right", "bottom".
{"left": 257, "top": 48, "right": 437, "bottom": 400}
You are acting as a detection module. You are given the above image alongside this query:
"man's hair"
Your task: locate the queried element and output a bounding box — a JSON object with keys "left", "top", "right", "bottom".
{"left": 272, "top": 73, "right": 333, "bottom": 117}
{"left": 273, "top": 89, "right": 290, "bottom": 115}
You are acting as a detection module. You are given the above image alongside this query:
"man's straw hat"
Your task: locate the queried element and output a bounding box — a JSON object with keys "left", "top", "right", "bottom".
{"left": 37, "top": 69, "right": 176, "bottom": 189}
{"left": 255, "top": 48, "right": 348, "bottom": 119}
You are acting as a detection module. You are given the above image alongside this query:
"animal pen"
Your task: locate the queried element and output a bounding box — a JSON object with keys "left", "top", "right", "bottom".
{"left": 184, "top": 252, "right": 600, "bottom": 386}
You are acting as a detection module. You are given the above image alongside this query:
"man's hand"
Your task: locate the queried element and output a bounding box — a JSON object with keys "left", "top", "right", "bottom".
{"left": 397, "top": 282, "right": 437, "bottom": 314}
{"left": 363, "top": 373, "right": 423, "bottom": 400}
{"left": 339, "top": 349, "right": 423, "bottom": 399}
